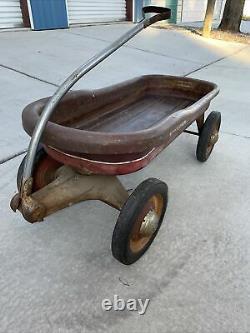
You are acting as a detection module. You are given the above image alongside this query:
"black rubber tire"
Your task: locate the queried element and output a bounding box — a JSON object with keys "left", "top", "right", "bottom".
{"left": 196, "top": 111, "right": 221, "bottom": 162}
{"left": 112, "top": 178, "right": 168, "bottom": 265}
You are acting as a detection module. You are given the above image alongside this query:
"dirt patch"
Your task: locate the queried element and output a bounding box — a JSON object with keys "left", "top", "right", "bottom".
{"left": 155, "top": 24, "right": 250, "bottom": 45}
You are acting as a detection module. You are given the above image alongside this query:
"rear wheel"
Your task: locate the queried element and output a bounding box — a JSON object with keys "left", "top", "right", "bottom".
{"left": 17, "top": 145, "right": 62, "bottom": 192}
{"left": 196, "top": 111, "right": 221, "bottom": 162}
{"left": 112, "top": 178, "right": 168, "bottom": 265}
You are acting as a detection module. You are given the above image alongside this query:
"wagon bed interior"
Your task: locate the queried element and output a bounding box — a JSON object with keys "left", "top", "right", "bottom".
{"left": 70, "top": 94, "right": 193, "bottom": 133}
{"left": 43, "top": 76, "right": 214, "bottom": 134}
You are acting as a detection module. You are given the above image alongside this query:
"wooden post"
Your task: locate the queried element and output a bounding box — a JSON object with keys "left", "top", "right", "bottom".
{"left": 126, "top": 0, "right": 133, "bottom": 21}
{"left": 20, "top": 0, "right": 31, "bottom": 28}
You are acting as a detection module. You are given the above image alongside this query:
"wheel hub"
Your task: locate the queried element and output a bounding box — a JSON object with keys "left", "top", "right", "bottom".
{"left": 129, "top": 192, "right": 165, "bottom": 254}
{"left": 210, "top": 132, "right": 219, "bottom": 145}
{"left": 140, "top": 209, "right": 159, "bottom": 237}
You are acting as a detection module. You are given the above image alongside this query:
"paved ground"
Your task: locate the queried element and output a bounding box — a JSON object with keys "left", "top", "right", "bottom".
{"left": 0, "top": 23, "right": 249, "bottom": 333}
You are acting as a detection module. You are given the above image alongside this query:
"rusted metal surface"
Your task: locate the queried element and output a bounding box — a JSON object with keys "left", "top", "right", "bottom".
{"left": 14, "top": 75, "right": 219, "bottom": 221}
{"left": 10, "top": 176, "right": 46, "bottom": 223}
{"left": 21, "top": 7, "right": 171, "bottom": 187}
{"left": 44, "top": 145, "right": 164, "bottom": 175}
{"left": 129, "top": 193, "right": 164, "bottom": 253}
{"left": 205, "top": 117, "right": 220, "bottom": 157}
{"left": 22, "top": 75, "right": 219, "bottom": 159}
{"left": 10, "top": 5, "right": 220, "bottom": 230}
{"left": 11, "top": 166, "right": 129, "bottom": 223}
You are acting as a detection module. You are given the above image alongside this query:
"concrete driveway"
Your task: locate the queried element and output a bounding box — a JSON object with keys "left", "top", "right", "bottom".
{"left": 0, "top": 24, "right": 249, "bottom": 333}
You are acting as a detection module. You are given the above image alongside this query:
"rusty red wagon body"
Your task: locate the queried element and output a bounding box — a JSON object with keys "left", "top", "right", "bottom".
{"left": 10, "top": 7, "right": 221, "bottom": 265}
{"left": 22, "top": 75, "right": 219, "bottom": 175}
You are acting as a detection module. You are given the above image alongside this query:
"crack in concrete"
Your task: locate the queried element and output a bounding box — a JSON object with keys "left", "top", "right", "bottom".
{"left": 64, "top": 29, "right": 204, "bottom": 65}
{"left": 185, "top": 45, "right": 248, "bottom": 76}
{"left": 0, "top": 149, "right": 27, "bottom": 166}
{"left": 0, "top": 30, "right": 248, "bottom": 167}
{"left": 0, "top": 63, "right": 59, "bottom": 88}
{"left": 222, "top": 131, "right": 250, "bottom": 140}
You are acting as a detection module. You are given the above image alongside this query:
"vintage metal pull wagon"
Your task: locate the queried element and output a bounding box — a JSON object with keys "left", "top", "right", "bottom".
{"left": 11, "top": 7, "right": 221, "bottom": 265}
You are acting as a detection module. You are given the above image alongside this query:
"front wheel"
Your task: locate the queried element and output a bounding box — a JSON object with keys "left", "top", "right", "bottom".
{"left": 17, "top": 145, "right": 62, "bottom": 192}
{"left": 112, "top": 178, "right": 168, "bottom": 265}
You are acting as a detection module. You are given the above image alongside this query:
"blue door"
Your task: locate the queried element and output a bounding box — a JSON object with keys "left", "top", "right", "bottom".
{"left": 30, "top": 0, "right": 68, "bottom": 30}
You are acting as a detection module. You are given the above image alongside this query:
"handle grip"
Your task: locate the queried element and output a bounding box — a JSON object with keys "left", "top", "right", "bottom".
{"left": 142, "top": 6, "right": 171, "bottom": 26}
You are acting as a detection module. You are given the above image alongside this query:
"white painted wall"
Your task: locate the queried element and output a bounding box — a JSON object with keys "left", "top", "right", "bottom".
{"left": 244, "top": 0, "right": 250, "bottom": 17}
{"left": 181, "top": 0, "right": 224, "bottom": 22}
{"left": 181, "top": 0, "right": 207, "bottom": 22}
{"left": 180, "top": 0, "right": 250, "bottom": 23}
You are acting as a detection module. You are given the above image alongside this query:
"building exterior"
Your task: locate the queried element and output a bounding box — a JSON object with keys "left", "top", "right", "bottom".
{"left": 0, "top": 0, "right": 249, "bottom": 30}
{"left": 179, "top": 0, "right": 225, "bottom": 23}
{"left": 0, "top": 0, "right": 128, "bottom": 29}
{"left": 0, "top": 0, "right": 24, "bottom": 28}
{"left": 160, "top": 0, "right": 250, "bottom": 23}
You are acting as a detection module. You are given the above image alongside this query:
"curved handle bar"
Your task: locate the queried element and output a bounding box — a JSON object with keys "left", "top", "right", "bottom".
{"left": 142, "top": 6, "right": 171, "bottom": 26}
{"left": 21, "top": 7, "right": 171, "bottom": 191}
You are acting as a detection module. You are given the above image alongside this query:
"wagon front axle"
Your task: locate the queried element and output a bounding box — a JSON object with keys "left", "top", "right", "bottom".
{"left": 10, "top": 166, "right": 129, "bottom": 223}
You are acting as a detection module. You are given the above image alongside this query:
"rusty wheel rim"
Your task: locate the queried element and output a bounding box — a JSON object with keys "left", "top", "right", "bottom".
{"left": 129, "top": 193, "right": 164, "bottom": 254}
{"left": 206, "top": 122, "right": 220, "bottom": 158}
{"left": 33, "top": 156, "right": 61, "bottom": 191}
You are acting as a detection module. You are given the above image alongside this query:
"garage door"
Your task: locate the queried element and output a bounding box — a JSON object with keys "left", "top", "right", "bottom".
{"left": 0, "top": 0, "right": 23, "bottom": 28}
{"left": 67, "top": 0, "right": 126, "bottom": 25}
{"left": 182, "top": 0, "right": 223, "bottom": 23}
